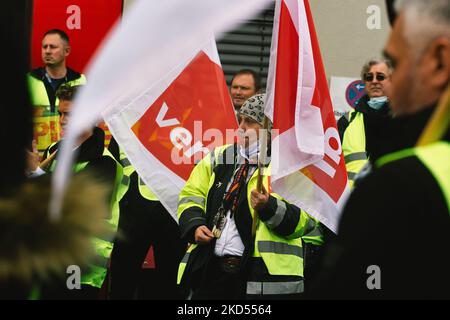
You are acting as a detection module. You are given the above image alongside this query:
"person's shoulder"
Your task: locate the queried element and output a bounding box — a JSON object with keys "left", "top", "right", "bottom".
{"left": 365, "top": 155, "right": 432, "bottom": 197}
{"left": 85, "top": 152, "right": 118, "bottom": 179}
{"left": 96, "top": 152, "right": 118, "bottom": 168}
{"left": 374, "top": 153, "right": 430, "bottom": 182}
{"left": 28, "top": 67, "right": 45, "bottom": 79}
{"left": 341, "top": 155, "right": 432, "bottom": 224}
{"left": 66, "top": 67, "right": 84, "bottom": 80}
{"left": 353, "top": 154, "right": 443, "bottom": 218}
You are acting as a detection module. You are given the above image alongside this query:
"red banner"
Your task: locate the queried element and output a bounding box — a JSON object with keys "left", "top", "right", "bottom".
{"left": 131, "top": 51, "right": 237, "bottom": 181}
{"left": 31, "top": 0, "right": 123, "bottom": 73}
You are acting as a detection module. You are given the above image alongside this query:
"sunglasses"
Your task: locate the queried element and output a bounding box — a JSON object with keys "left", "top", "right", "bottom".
{"left": 364, "top": 72, "right": 387, "bottom": 82}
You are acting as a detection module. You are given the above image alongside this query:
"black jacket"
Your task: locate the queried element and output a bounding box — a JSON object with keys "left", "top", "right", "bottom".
{"left": 44, "top": 127, "right": 116, "bottom": 191}
{"left": 312, "top": 105, "right": 450, "bottom": 299}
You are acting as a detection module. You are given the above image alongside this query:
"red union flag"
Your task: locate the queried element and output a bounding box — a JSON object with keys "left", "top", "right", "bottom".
{"left": 265, "top": 0, "right": 349, "bottom": 232}
{"left": 131, "top": 51, "right": 237, "bottom": 181}
{"left": 104, "top": 39, "right": 237, "bottom": 220}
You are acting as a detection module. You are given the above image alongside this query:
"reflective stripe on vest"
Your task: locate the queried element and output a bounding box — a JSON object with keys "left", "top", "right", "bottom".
{"left": 120, "top": 157, "right": 131, "bottom": 168}
{"left": 178, "top": 196, "right": 205, "bottom": 207}
{"left": 376, "top": 141, "right": 450, "bottom": 211}
{"left": 177, "top": 244, "right": 197, "bottom": 285}
{"left": 342, "top": 111, "right": 368, "bottom": 188}
{"left": 246, "top": 280, "right": 304, "bottom": 295}
{"left": 263, "top": 198, "right": 286, "bottom": 229}
{"left": 258, "top": 241, "right": 303, "bottom": 258}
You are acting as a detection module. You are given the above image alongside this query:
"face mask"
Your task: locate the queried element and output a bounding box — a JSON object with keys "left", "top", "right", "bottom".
{"left": 239, "top": 142, "right": 259, "bottom": 163}
{"left": 367, "top": 96, "right": 388, "bottom": 110}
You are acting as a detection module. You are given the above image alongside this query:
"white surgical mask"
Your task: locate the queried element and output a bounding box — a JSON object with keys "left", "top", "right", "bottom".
{"left": 239, "top": 142, "right": 259, "bottom": 163}
{"left": 367, "top": 96, "right": 388, "bottom": 110}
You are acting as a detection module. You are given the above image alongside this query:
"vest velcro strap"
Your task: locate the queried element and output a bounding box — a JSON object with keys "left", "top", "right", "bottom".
{"left": 181, "top": 252, "right": 190, "bottom": 264}
{"left": 258, "top": 241, "right": 303, "bottom": 258}
{"left": 120, "top": 157, "right": 131, "bottom": 167}
{"left": 347, "top": 171, "right": 357, "bottom": 181}
{"left": 246, "top": 280, "right": 304, "bottom": 295}
{"left": 121, "top": 175, "right": 130, "bottom": 186}
{"left": 344, "top": 152, "right": 367, "bottom": 164}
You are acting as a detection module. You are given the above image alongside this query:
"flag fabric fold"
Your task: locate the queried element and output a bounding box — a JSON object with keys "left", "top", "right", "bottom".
{"left": 265, "top": 0, "right": 349, "bottom": 232}
{"left": 50, "top": 0, "right": 272, "bottom": 220}
{"left": 104, "top": 39, "right": 238, "bottom": 221}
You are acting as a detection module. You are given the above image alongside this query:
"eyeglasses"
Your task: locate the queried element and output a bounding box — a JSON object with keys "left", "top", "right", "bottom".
{"left": 364, "top": 72, "right": 388, "bottom": 82}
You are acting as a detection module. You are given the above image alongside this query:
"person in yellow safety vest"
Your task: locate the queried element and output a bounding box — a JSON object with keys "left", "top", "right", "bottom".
{"left": 107, "top": 138, "right": 186, "bottom": 299}
{"left": 312, "top": 0, "right": 450, "bottom": 299}
{"left": 39, "top": 84, "right": 124, "bottom": 299}
{"left": 28, "top": 29, "right": 86, "bottom": 155}
{"left": 177, "top": 94, "right": 323, "bottom": 300}
{"left": 337, "top": 59, "right": 393, "bottom": 188}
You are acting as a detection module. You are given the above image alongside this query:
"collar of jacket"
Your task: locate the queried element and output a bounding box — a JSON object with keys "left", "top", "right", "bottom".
{"left": 368, "top": 104, "right": 450, "bottom": 163}
{"left": 29, "top": 66, "right": 82, "bottom": 82}
{"left": 355, "top": 94, "right": 391, "bottom": 117}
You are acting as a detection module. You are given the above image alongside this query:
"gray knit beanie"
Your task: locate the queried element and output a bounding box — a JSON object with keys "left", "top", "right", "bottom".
{"left": 239, "top": 94, "right": 266, "bottom": 126}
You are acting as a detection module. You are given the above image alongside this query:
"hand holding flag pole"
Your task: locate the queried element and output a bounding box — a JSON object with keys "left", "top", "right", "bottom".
{"left": 39, "top": 150, "right": 58, "bottom": 172}
{"left": 253, "top": 116, "right": 270, "bottom": 236}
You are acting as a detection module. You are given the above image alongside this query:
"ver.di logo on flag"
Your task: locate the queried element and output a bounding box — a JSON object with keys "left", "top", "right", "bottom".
{"left": 131, "top": 51, "right": 237, "bottom": 181}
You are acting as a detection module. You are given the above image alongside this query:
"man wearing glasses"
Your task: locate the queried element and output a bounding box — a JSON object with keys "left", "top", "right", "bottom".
{"left": 338, "top": 59, "right": 393, "bottom": 188}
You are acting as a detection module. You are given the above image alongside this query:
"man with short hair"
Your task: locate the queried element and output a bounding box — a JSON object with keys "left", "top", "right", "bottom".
{"left": 338, "top": 59, "right": 393, "bottom": 187}
{"left": 313, "top": 0, "right": 450, "bottom": 299}
{"left": 28, "top": 29, "right": 86, "bottom": 154}
{"left": 230, "top": 69, "right": 261, "bottom": 113}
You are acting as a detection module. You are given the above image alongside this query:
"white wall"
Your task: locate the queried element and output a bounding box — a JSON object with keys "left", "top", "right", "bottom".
{"left": 309, "top": 0, "right": 391, "bottom": 79}
{"left": 122, "top": 0, "right": 392, "bottom": 79}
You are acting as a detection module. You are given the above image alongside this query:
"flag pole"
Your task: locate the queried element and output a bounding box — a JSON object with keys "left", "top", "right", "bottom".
{"left": 416, "top": 84, "right": 450, "bottom": 146}
{"left": 39, "top": 150, "right": 58, "bottom": 172}
{"left": 253, "top": 116, "right": 269, "bottom": 236}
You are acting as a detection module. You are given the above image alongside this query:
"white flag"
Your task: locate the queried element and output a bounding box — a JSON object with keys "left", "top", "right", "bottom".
{"left": 50, "top": 0, "right": 272, "bottom": 220}
{"left": 265, "top": 0, "right": 349, "bottom": 232}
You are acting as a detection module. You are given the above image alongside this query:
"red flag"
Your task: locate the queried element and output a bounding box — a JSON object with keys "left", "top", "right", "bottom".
{"left": 131, "top": 50, "right": 237, "bottom": 181}
{"left": 104, "top": 40, "right": 238, "bottom": 220}
{"left": 31, "top": 0, "right": 123, "bottom": 72}
{"left": 265, "top": 0, "right": 349, "bottom": 232}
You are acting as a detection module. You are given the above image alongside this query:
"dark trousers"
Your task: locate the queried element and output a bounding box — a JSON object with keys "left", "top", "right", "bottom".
{"left": 191, "top": 256, "right": 246, "bottom": 300}
{"left": 40, "top": 283, "right": 100, "bottom": 300}
{"left": 109, "top": 172, "right": 186, "bottom": 299}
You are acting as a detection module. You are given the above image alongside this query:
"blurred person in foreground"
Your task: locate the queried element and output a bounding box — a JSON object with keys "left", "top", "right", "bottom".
{"left": 0, "top": 2, "right": 111, "bottom": 299}
{"left": 311, "top": 0, "right": 450, "bottom": 299}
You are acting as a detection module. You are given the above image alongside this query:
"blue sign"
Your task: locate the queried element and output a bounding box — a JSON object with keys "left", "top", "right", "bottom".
{"left": 345, "top": 80, "right": 365, "bottom": 108}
